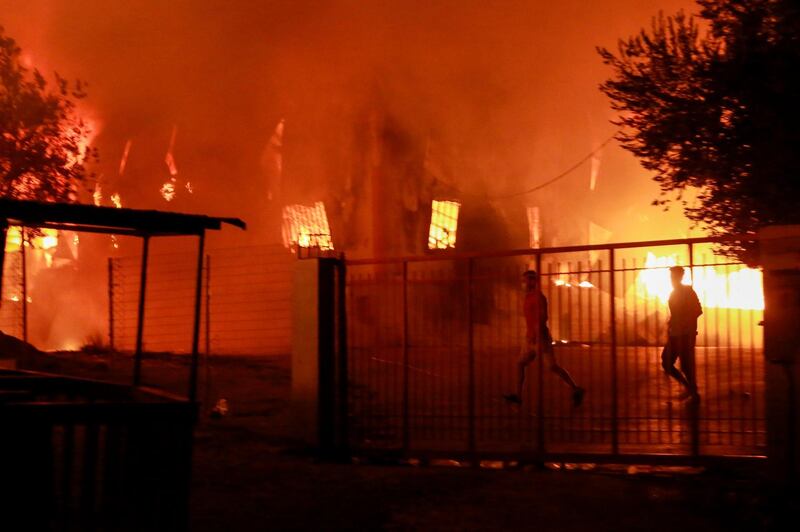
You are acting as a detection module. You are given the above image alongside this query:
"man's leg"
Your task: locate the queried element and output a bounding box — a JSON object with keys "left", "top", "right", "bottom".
{"left": 662, "top": 338, "right": 691, "bottom": 389}
{"left": 544, "top": 349, "right": 585, "bottom": 406}
{"left": 677, "top": 335, "right": 698, "bottom": 397}
{"left": 505, "top": 345, "right": 536, "bottom": 404}
{"left": 515, "top": 348, "right": 537, "bottom": 397}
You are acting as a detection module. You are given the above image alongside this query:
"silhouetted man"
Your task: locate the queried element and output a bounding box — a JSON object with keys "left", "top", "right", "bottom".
{"left": 504, "top": 270, "right": 585, "bottom": 407}
{"left": 661, "top": 265, "right": 703, "bottom": 401}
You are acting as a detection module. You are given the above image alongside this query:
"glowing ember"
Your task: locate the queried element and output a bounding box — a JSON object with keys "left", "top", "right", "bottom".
{"left": 160, "top": 179, "right": 177, "bottom": 202}
{"left": 93, "top": 182, "right": 103, "bottom": 206}
{"left": 118, "top": 139, "right": 133, "bottom": 175}
{"left": 110, "top": 193, "right": 123, "bottom": 249}
{"left": 637, "top": 252, "right": 764, "bottom": 310}
{"left": 165, "top": 125, "right": 179, "bottom": 176}
{"left": 428, "top": 200, "right": 460, "bottom": 250}
{"left": 185, "top": 181, "right": 194, "bottom": 194}
{"left": 281, "top": 202, "right": 334, "bottom": 251}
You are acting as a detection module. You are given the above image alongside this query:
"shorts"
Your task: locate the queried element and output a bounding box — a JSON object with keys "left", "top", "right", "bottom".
{"left": 520, "top": 328, "right": 554, "bottom": 364}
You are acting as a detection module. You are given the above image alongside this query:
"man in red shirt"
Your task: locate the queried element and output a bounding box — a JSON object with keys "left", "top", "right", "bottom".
{"left": 504, "top": 270, "right": 585, "bottom": 406}
{"left": 661, "top": 265, "right": 703, "bottom": 401}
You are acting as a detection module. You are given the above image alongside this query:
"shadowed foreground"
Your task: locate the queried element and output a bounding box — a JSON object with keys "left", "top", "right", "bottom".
{"left": 20, "top": 351, "right": 786, "bottom": 531}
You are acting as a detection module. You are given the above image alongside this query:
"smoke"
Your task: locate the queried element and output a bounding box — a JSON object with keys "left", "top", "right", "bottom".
{"left": 1, "top": 0, "right": 698, "bottom": 345}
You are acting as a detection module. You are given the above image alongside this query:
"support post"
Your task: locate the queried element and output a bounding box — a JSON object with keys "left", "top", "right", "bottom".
{"left": 336, "top": 258, "right": 348, "bottom": 455}
{"left": 609, "top": 248, "right": 619, "bottom": 455}
{"left": 290, "top": 258, "right": 342, "bottom": 455}
{"left": 108, "top": 257, "right": 115, "bottom": 351}
{"left": 760, "top": 226, "right": 800, "bottom": 485}
{"left": 402, "top": 261, "right": 410, "bottom": 452}
{"left": 188, "top": 231, "right": 206, "bottom": 403}
{"left": 205, "top": 254, "right": 211, "bottom": 357}
{"left": 467, "top": 258, "right": 476, "bottom": 457}
{"left": 133, "top": 235, "right": 150, "bottom": 387}
{"left": 21, "top": 228, "right": 28, "bottom": 343}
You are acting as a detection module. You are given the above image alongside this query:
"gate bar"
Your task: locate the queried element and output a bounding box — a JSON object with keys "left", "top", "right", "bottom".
{"left": 609, "top": 248, "right": 619, "bottom": 455}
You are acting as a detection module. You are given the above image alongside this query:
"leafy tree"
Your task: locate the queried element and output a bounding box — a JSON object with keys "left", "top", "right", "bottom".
{"left": 598, "top": 0, "right": 800, "bottom": 261}
{"left": 1, "top": 25, "right": 95, "bottom": 202}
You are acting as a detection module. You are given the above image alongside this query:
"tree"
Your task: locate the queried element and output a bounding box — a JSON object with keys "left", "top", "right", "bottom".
{"left": 598, "top": 0, "right": 800, "bottom": 261}
{"left": 1, "top": 26, "right": 95, "bottom": 202}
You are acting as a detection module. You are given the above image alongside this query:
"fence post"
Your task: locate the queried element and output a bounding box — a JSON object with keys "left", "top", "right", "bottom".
{"left": 688, "top": 242, "right": 700, "bottom": 456}
{"left": 108, "top": 258, "right": 115, "bottom": 351}
{"left": 609, "top": 248, "right": 619, "bottom": 455}
{"left": 536, "top": 253, "right": 546, "bottom": 458}
{"left": 402, "top": 261, "right": 410, "bottom": 452}
{"left": 467, "top": 258, "right": 476, "bottom": 458}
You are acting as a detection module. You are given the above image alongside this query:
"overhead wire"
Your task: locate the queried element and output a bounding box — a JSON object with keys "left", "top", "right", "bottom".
{"left": 490, "top": 130, "right": 620, "bottom": 199}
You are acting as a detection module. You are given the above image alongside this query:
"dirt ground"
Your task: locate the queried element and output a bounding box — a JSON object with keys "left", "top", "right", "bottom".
{"left": 17, "top": 351, "right": 791, "bottom": 531}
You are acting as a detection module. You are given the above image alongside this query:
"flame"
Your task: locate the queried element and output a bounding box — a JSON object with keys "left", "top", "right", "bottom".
{"left": 428, "top": 200, "right": 460, "bottom": 249}
{"left": 110, "top": 193, "right": 122, "bottom": 249}
{"left": 637, "top": 252, "right": 764, "bottom": 310}
{"left": 160, "top": 179, "right": 177, "bottom": 202}
{"left": 165, "top": 125, "right": 179, "bottom": 176}
{"left": 185, "top": 181, "right": 194, "bottom": 194}
{"left": 281, "top": 202, "right": 334, "bottom": 251}
{"left": 118, "top": 139, "right": 133, "bottom": 175}
{"left": 93, "top": 182, "right": 103, "bottom": 206}
{"left": 3, "top": 227, "right": 59, "bottom": 254}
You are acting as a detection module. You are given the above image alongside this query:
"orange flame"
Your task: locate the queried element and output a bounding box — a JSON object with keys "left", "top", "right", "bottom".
{"left": 637, "top": 252, "right": 763, "bottom": 310}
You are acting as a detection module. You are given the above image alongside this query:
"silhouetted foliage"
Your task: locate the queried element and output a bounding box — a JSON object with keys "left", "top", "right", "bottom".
{"left": 1, "top": 26, "right": 96, "bottom": 202}
{"left": 598, "top": 0, "right": 800, "bottom": 261}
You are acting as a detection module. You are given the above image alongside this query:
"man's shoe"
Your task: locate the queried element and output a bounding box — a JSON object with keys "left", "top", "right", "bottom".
{"left": 572, "top": 387, "right": 585, "bottom": 407}
{"left": 503, "top": 394, "right": 522, "bottom": 405}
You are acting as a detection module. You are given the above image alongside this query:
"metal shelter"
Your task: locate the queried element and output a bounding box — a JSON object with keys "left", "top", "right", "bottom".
{"left": 0, "top": 198, "right": 246, "bottom": 401}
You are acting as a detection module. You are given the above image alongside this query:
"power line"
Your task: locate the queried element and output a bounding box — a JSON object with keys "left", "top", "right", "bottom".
{"left": 491, "top": 131, "right": 619, "bottom": 199}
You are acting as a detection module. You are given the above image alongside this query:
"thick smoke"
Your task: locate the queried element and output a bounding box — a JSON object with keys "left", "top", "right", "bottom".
{"left": 1, "top": 0, "right": 697, "bottom": 346}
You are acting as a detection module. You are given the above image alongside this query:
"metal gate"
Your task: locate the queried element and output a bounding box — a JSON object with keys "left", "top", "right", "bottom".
{"left": 345, "top": 237, "right": 766, "bottom": 462}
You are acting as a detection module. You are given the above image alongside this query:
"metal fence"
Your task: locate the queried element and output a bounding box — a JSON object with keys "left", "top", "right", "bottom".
{"left": 110, "top": 244, "right": 293, "bottom": 356}
{"left": 345, "top": 237, "right": 766, "bottom": 461}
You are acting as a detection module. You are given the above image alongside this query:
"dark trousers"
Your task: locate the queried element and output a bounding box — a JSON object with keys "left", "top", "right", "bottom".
{"left": 661, "top": 334, "right": 697, "bottom": 392}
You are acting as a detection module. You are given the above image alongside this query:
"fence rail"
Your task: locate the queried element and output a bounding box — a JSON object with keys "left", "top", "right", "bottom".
{"left": 346, "top": 237, "right": 766, "bottom": 460}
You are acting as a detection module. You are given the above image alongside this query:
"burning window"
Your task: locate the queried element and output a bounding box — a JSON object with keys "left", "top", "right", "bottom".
{"left": 428, "top": 200, "right": 460, "bottom": 250}
{"left": 281, "top": 202, "right": 334, "bottom": 251}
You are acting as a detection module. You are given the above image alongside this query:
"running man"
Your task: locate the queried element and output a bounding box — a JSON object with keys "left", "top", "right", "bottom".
{"left": 504, "top": 270, "right": 585, "bottom": 407}
{"left": 661, "top": 265, "right": 703, "bottom": 401}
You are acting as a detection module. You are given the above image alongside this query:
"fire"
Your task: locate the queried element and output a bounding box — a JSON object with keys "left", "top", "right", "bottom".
{"left": 428, "top": 200, "right": 460, "bottom": 249}
{"left": 165, "top": 125, "right": 179, "bottom": 176}
{"left": 281, "top": 202, "right": 334, "bottom": 251}
{"left": 4, "top": 227, "right": 59, "bottom": 256}
{"left": 160, "top": 179, "right": 177, "bottom": 202}
{"left": 110, "top": 193, "right": 122, "bottom": 249}
{"left": 637, "top": 252, "right": 764, "bottom": 310}
{"left": 118, "top": 139, "right": 133, "bottom": 175}
{"left": 93, "top": 182, "right": 103, "bottom": 206}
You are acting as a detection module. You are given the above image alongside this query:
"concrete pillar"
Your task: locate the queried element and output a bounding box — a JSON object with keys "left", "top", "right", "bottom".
{"left": 290, "top": 258, "right": 344, "bottom": 453}
{"left": 761, "top": 226, "right": 800, "bottom": 484}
